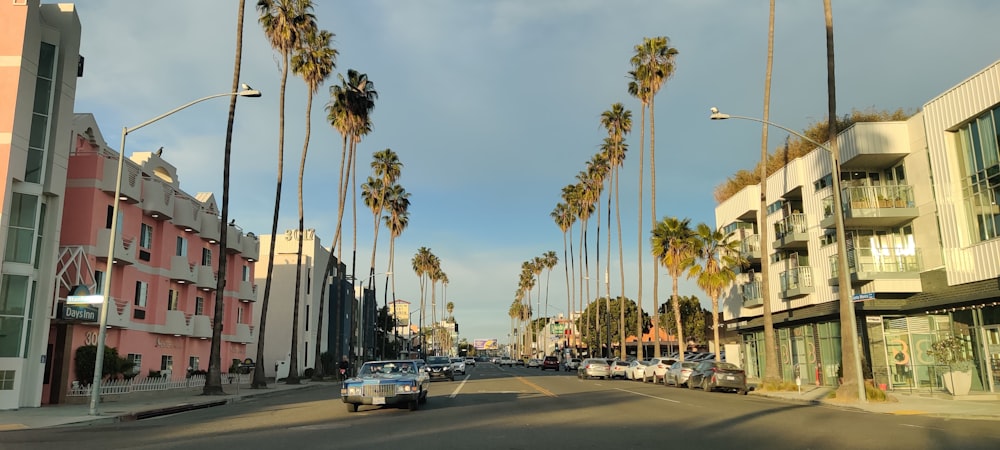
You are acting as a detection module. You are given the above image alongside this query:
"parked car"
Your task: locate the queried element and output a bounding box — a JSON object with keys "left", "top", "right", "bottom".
{"left": 499, "top": 357, "right": 515, "bottom": 367}
{"left": 564, "top": 358, "right": 582, "bottom": 372}
{"left": 641, "top": 357, "right": 676, "bottom": 383}
{"left": 688, "top": 360, "right": 748, "bottom": 394}
{"left": 425, "top": 355, "right": 455, "bottom": 381}
{"left": 341, "top": 360, "right": 429, "bottom": 412}
{"left": 577, "top": 358, "right": 611, "bottom": 379}
{"left": 541, "top": 356, "right": 560, "bottom": 371}
{"left": 465, "top": 357, "right": 476, "bottom": 367}
{"left": 450, "top": 357, "right": 467, "bottom": 375}
{"left": 609, "top": 360, "right": 630, "bottom": 379}
{"left": 665, "top": 361, "right": 699, "bottom": 387}
{"left": 516, "top": 358, "right": 525, "bottom": 366}
{"left": 526, "top": 358, "right": 542, "bottom": 368}
{"left": 625, "top": 360, "right": 650, "bottom": 380}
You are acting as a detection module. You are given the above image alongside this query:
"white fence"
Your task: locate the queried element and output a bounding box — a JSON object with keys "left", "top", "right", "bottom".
{"left": 67, "top": 373, "right": 250, "bottom": 397}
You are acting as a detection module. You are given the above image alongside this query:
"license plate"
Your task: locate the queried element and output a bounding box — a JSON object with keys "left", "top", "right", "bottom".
{"left": 373, "top": 397, "right": 386, "bottom": 405}
{"left": 725, "top": 375, "right": 734, "bottom": 381}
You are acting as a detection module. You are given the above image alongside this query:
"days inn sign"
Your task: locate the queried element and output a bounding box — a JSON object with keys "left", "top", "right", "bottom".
{"left": 60, "top": 285, "right": 100, "bottom": 322}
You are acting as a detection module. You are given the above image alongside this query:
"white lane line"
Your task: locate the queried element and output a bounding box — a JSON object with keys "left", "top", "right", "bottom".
{"left": 615, "top": 387, "right": 682, "bottom": 403}
{"left": 449, "top": 375, "right": 470, "bottom": 398}
{"left": 900, "top": 424, "right": 945, "bottom": 431}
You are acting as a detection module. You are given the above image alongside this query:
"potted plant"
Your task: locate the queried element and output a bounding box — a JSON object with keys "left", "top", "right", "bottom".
{"left": 926, "top": 335, "right": 975, "bottom": 395}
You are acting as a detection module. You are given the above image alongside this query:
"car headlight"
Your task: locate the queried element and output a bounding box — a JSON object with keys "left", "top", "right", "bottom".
{"left": 397, "top": 383, "right": 417, "bottom": 393}
{"left": 344, "top": 386, "right": 361, "bottom": 395}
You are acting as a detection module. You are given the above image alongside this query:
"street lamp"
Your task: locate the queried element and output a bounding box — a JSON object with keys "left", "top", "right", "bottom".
{"left": 709, "top": 107, "right": 866, "bottom": 403}
{"left": 89, "top": 86, "right": 262, "bottom": 416}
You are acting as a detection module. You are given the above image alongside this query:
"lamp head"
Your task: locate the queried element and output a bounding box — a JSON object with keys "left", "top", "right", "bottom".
{"left": 709, "top": 106, "right": 729, "bottom": 120}
{"left": 238, "top": 83, "right": 262, "bottom": 98}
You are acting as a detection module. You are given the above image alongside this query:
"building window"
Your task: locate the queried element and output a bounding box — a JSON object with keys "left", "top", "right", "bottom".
{"left": 134, "top": 281, "right": 148, "bottom": 307}
{"left": 167, "top": 289, "right": 179, "bottom": 311}
{"left": 127, "top": 353, "right": 142, "bottom": 375}
{"left": 0, "top": 275, "right": 29, "bottom": 357}
{"left": 189, "top": 356, "right": 200, "bottom": 371}
{"left": 25, "top": 42, "right": 56, "bottom": 184}
{"left": 237, "top": 306, "right": 244, "bottom": 324}
{"left": 140, "top": 223, "right": 154, "bottom": 249}
{"left": 4, "top": 193, "right": 38, "bottom": 264}
{"left": 766, "top": 199, "right": 785, "bottom": 215}
{"left": 195, "top": 296, "right": 204, "bottom": 316}
{"left": 813, "top": 173, "right": 833, "bottom": 191}
{"left": 242, "top": 265, "right": 249, "bottom": 282}
{"left": 0, "top": 370, "right": 15, "bottom": 390}
{"left": 176, "top": 236, "right": 187, "bottom": 257}
{"left": 161, "top": 355, "right": 173, "bottom": 372}
{"left": 958, "top": 106, "right": 1000, "bottom": 243}
{"left": 306, "top": 305, "right": 310, "bottom": 331}
{"left": 202, "top": 248, "right": 212, "bottom": 266}
{"left": 95, "top": 270, "right": 104, "bottom": 294}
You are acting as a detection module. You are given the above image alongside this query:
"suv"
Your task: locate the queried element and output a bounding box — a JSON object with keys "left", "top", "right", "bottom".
{"left": 541, "top": 356, "right": 560, "bottom": 371}
{"left": 564, "top": 358, "right": 582, "bottom": 372}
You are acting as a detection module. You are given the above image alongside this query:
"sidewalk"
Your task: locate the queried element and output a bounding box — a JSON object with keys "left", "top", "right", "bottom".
{"left": 0, "top": 380, "right": 325, "bottom": 432}
{"left": 750, "top": 385, "right": 1000, "bottom": 421}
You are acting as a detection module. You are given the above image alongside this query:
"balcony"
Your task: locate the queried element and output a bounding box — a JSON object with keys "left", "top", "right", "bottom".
{"left": 106, "top": 297, "right": 131, "bottom": 328}
{"left": 740, "top": 275, "right": 763, "bottom": 307}
{"left": 740, "top": 233, "right": 761, "bottom": 263}
{"left": 242, "top": 233, "right": 260, "bottom": 261}
{"left": 99, "top": 157, "right": 142, "bottom": 203}
{"left": 195, "top": 265, "right": 217, "bottom": 291}
{"left": 772, "top": 213, "right": 809, "bottom": 250}
{"left": 238, "top": 280, "right": 257, "bottom": 302}
{"left": 140, "top": 176, "right": 175, "bottom": 220}
{"left": 224, "top": 323, "right": 255, "bottom": 344}
{"left": 225, "top": 224, "right": 244, "bottom": 254}
{"left": 172, "top": 196, "right": 201, "bottom": 233}
{"left": 779, "top": 266, "right": 814, "bottom": 299}
{"left": 169, "top": 255, "right": 197, "bottom": 284}
{"left": 95, "top": 228, "right": 136, "bottom": 265}
{"left": 153, "top": 309, "right": 193, "bottom": 336}
{"left": 199, "top": 210, "right": 221, "bottom": 244}
{"left": 829, "top": 248, "right": 922, "bottom": 286}
{"left": 191, "top": 314, "right": 212, "bottom": 339}
{"left": 820, "top": 184, "right": 918, "bottom": 229}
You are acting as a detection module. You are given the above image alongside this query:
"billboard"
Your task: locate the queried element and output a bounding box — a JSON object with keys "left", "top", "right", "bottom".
{"left": 473, "top": 338, "right": 499, "bottom": 350}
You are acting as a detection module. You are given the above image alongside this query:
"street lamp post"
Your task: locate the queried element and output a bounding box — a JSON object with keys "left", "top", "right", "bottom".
{"left": 89, "top": 86, "right": 262, "bottom": 416}
{"left": 709, "top": 107, "right": 866, "bottom": 403}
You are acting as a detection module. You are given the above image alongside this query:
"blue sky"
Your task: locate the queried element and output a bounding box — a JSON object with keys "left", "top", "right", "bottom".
{"left": 73, "top": 0, "right": 1000, "bottom": 345}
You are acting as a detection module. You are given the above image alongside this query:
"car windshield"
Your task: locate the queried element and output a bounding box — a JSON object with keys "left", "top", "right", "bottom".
{"left": 361, "top": 362, "right": 415, "bottom": 376}
{"left": 717, "top": 362, "right": 741, "bottom": 371}
{"left": 428, "top": 356, "right": 450, "bottom": 364}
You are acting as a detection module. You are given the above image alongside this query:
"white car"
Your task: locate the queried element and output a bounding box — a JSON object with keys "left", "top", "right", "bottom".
{"left": 450, "top": 357, "right": 466, "bottom": 375}
{"left": 499, "top": 357, "right": 516, "bottom": 367}
{"left": 642, "top": 357, "right": 676, "bottom": 383}
{"left": 625, "top": 360, "right": 650, "bottom": 380}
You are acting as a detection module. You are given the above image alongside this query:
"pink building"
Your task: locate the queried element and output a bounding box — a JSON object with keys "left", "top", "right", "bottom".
{"left": 45, "top": 114, "right": 259, "bottom": 404}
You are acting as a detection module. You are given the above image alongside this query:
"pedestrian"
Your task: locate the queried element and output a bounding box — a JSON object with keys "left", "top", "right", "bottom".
{"left": 338, "top": 355, "right": 350, "bottom": 381}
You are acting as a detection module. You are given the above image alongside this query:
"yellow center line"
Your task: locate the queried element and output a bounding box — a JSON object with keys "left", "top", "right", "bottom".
{"left": 516, "top": 376, "right": 558, "bottom": 398}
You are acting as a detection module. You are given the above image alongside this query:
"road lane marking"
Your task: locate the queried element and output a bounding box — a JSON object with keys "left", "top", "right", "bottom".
{"left": 515, "top": 376, "right": 558, "bottom": 398}
{"left": 615, "top": 387, "right": 681, "bottom": 403}
{"left": 449, "top": 375, "right": 470, "bottom": 398}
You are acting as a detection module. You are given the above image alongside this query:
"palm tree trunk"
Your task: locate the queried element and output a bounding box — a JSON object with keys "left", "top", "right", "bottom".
{"left": 287, "top": 86, "right": 316, "bottom": 385}
{"left": 563, "top": 232, "right": 571, "bottom": 349}
{"left": 254, "top": 47, "right": 289, "bottom": 389}
{"left": 759, "top": 0, "right": 780, "bottom": 386}
{"left": 206, "top": 0, "right": 244, "bottom": 395}
{"left": 615, "top": 163, "right": 626, "bottom": 360}
{"left": 636, "top": 102, "right": 646, "bottom": 361}
{"left": 650, "top": 96, "right": 661, "bottom": 358}
{"left": 607, "top": 168, "right": 614, "bottom": 358}
{"left": 672, "top": 276, "right": 684, "bottom": 360}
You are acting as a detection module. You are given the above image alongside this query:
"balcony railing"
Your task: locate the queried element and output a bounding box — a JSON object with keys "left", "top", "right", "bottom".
{"left": 741, "top": 277, "right": 763, "bottom": 307}
{"left": 779, "top": 266, "right": 814, "bottom": 299}
{"left": 773, "top": 213, "right": 809, "bottom": 249}
{"left": 829, "top": 248, "right": 922, "bottom": 284}
{"left": 821, "top": 184, "right": 917, "bottom": 228}
{"left": 740, "top": 234, "right": 761, "bottom": 261}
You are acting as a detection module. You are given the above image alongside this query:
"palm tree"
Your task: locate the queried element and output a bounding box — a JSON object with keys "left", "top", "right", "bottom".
{"left": 366, "top": 149, "right": 402, "bottom": 287}
{"left": 650, "top": 217, "right": 696, "bottom": 361}
{"left": 689, "top": 224, "right": 746, "bottom": 362}
{"left": 509, "top": 297, "right": 523, "bottom": 357}
{"left": 428, "top": 259, "right": 443, "bottom": 354}
{"left": 600, "top": 103, "right": 631, "bottom": 358}
{"left": 541, "top": 251, "right": 558, "bottom": 322}
{"left": 551, "top": 203, "right": 573, "bottom": 346}
{"left": 254, "top": 0, "right": 315, "bottom": 388}
{"left": 283, "top": 24, "right": 336, "bottom": 385}
{"left": 205, "top": 0, "right": 247, "bottom": 395}
{"left": 447, "top": 301, "right": 455, "bottom": 321}
{"left": 560, "top": 184, "right": 581, "bottom": 337}
{"left": 383, "top": 183, "right": 410, "bottom": 350}
{"left": 411, "top": 247, "right": 435, "bottom": 356}
{"left": 757, "top": 0, "right": 781, "bottom": 386}
{"left": 631, "top": 37, "right": 679, "bottom": 358}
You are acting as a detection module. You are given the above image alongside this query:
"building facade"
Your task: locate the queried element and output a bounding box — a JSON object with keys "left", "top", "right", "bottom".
{"left": 716, "top": 59, "right": 1000, "bottom": 394}
{"left": 0, "top": 1, "right": 81, "bottom": 410}
{"left": 48, "top": 114, "right": 259, "bottom": 405}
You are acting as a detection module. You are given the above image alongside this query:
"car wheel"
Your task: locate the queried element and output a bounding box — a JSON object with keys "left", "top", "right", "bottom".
{"left": 688, "top": 377, "right": 698, "bottom": 390}
{"left": 449, "top": 376, "right": 455, "bottom": 381}
{"left": 702, "top": 379, "right": 712, "bottom": 392}
{"left": 346, "top": 403, "right": 358, "bottom": 413}
{"left": 408, "top": 400, "right": 419, "bottom": 411}
{"left": 419, "top": 391, "right": 428, "bottom": 404}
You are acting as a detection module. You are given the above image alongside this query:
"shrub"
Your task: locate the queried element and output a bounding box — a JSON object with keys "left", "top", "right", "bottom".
{"left": 757, "top": 378, "right": 798, "bottom": 392}
{"left": 74, "top": 345, "right": 133, "bottom": 385}
{"left": 303, "top": 368, "right": 315, "bottom": 378}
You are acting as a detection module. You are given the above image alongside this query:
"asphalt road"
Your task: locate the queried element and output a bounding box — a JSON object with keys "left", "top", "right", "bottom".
{"left": 4, "top": 363, "right": 1000, "bottom": 450}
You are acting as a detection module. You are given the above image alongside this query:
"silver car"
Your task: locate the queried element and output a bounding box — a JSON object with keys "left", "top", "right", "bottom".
{"left": 577, "top": 358, "right": 611, "bottom": 379}
{"left": 665, "top": 360, "right": 699, "bottom": 387}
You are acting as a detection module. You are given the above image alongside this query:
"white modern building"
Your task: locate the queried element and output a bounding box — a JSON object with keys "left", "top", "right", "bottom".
{"left": 715, "top": 59, "right": 1000, "bottom": 394}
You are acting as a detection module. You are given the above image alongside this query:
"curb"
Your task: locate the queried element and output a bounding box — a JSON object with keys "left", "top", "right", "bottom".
{"left": 114, "top": 383, "right": 327, "bottom": 424}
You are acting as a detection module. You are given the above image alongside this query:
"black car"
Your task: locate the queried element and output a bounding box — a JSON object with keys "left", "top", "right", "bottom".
{"left": 425, "top": 355, "right": 454, "bottom": 381}
{"left": 687, "top": 360, "right": 748, "bottom": 395}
